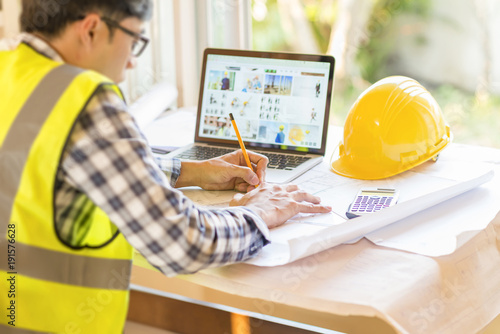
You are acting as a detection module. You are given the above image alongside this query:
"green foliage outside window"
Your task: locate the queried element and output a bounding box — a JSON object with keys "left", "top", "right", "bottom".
{"left": 251, "top": 0, "right": 500, "bottom": 148}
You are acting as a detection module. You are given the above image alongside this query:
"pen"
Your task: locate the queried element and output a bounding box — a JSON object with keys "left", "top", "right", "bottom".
{"left": 229, "top": 113, "right": 257, "bottom": 184}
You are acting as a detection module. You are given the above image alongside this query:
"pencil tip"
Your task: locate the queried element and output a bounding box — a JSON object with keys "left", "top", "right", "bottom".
{"left": 229, "top": 113, "right": 234, "bottom": 121}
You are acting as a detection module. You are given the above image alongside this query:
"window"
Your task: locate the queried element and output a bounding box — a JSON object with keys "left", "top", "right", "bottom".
{"left": 172, "top": 0, "right": 252, "bottom": 107}
{"left": 249, "top": 0, "right": 500, "bottom": 148}
{"left": 0, "top": 0, "right": 21, "bottom": 39}
{"left": 121, "top": 0, "right": 177, "bottom": 104}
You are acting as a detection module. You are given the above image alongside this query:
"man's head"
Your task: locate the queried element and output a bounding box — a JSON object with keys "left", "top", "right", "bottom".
{"left": 20, "top": 0, "right": 153, "bottom": 82}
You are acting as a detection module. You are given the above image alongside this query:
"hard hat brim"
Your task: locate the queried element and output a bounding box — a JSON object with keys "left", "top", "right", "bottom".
{"left": 330, "top": 133, "right": 452, "bottom": 180}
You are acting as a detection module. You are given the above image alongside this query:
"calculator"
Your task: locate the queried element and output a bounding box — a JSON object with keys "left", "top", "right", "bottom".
{"left": 346, "top": 188, "right": 399, "bottom": 219}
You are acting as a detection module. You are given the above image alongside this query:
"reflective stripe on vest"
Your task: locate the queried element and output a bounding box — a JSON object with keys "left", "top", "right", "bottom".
{"left": 0, "top": 64, "right": 82, "bottom": 231}
{"left": 0, "top": 43, "right": 133, "bottom": 333}
{"left": 0, "top": 242, "right": 131, "bottom": 290}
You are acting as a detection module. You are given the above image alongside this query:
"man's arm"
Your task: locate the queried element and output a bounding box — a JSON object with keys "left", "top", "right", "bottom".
{"left": 60, "top": 87, "right": 269, "bottom": 276}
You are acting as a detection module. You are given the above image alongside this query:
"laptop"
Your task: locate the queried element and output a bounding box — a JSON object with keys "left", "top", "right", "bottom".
{"left": 165, "top": 48, "right": 335, "bottom": 184}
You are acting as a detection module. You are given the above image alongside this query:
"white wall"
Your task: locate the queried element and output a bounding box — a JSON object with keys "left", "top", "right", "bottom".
{"left": 0, "top": 0, "right": 20, "bottom": 38}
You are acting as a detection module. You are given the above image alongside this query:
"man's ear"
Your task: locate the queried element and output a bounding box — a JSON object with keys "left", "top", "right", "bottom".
{"left": 76, "top": 13, "right": 103, "bottom": 51}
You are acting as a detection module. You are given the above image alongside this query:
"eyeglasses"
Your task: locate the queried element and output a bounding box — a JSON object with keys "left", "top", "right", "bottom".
{"left": 100, "top": 17, "right": 149, "bottom": 57}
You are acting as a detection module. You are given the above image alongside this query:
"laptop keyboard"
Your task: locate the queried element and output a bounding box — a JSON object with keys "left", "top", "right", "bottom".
{"left": 175, "top": 146, "right": 234, "bottom": 160}
{"left": 173, "top": 146, "right": 311, "bottom": 170}
{"left": 264, "top": 153, "right": 310, "bottom": 170}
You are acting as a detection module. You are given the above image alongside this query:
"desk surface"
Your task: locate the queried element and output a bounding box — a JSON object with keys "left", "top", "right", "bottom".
{"left": 134, "top": 108, "right": 500, "bottom": 334}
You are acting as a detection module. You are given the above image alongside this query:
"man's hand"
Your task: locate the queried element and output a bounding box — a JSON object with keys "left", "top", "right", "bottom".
{"left": 176, "top": 150, "right": 268, "bottom": 192}
{"left": 230, "top": 183, "right": 332, "bottom": 228}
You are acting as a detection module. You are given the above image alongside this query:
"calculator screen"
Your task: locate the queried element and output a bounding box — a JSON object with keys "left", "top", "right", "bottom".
{"left": 360, "top": 190, "right": 396, "bottom": 197}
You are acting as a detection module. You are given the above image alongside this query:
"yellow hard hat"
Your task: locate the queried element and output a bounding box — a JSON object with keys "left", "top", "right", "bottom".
{"left": 289, "top": 126, "right": 305, "bottom": 145}
{"left": 331, "top": 76, "right": 452, "bottom": 180}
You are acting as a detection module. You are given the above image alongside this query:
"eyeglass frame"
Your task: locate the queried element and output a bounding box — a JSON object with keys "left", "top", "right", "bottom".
{"left": 100, "top": 17, "right": 149, "bottom": 57}
{"left": 75, "top": 15, "right": 149, "bottom": 57}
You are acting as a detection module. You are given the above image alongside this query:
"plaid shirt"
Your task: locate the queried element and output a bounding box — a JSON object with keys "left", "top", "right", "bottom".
{"left": 7, "top": 34, "right": 269, "bottom": 276}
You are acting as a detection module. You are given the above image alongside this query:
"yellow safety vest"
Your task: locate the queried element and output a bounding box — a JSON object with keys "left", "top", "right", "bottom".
{"left": 0, "top": 43, "right": 133, "bottom": 333}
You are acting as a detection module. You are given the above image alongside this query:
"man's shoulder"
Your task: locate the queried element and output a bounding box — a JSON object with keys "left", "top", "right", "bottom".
{"left": 86, "top": 84, "right": 127, "bottom": 113}
{"left": 74, "top": 70, "right": 124, "bottom": 102}
{"left": 78, "top": 69, "right": 117, "bottom": 87}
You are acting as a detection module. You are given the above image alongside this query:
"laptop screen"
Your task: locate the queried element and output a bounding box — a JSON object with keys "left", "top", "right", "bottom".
{"left": 195, "top": 48, "right": 335, "bottom": 155}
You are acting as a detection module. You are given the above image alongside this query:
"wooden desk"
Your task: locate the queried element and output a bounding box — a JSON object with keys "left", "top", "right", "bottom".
{"left": 130, "top": 108, "right": 500, "bottom": 334}
{"left": 130, "top": 210, "right": 500, "bottom": 333}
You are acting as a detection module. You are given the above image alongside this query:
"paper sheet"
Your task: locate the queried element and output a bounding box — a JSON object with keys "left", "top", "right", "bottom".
{"left": 183, "top": 158, "right": 495, "bottom": 266}
{"left": 364, "top": 170, "right": 500, "bottom": 256}
{"left": 143, "top": 109, "right": 197, "bottom": 148}
{"left": 129, "top": 81, "right": 179, "bottom": 131}
{"left": 246, "top": 162, "right": 494, "bottom": 266}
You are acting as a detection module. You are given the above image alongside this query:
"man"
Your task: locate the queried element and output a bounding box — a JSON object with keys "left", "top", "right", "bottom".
{"left": 216, "top": 117, "right": 230, "bottom": 137}
{"left": 275, "top": 125, "right": 286, "bottom": 143}
{"left": 0, "top": 0, "right": 331, "bottom": 332}
{"left": 221, "top": 71, "right": 230, "bottom": 90}
{"left": 252, "top": 75, "right": 262, "bottom": 92}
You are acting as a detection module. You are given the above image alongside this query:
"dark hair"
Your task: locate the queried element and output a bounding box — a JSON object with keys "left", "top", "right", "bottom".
{"left": 21, "top": 0, "right": 153, "bottom": 38}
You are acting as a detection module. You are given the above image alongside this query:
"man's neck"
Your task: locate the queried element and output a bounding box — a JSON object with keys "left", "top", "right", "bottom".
{"left": 32, "top": 32, "right": 71, "bottom": 64}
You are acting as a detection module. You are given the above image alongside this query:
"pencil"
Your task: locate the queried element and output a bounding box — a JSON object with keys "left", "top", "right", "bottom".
{"left": 229, "top": 112, "right": 254, "bottom": 172}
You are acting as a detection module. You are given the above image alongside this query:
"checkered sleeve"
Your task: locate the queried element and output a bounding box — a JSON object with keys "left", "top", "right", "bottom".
{"left": 62, "top": 86, "right": 270, "bottom": 276}
{"left": 154, "top": 155, "right": 181, "bottom": 186}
